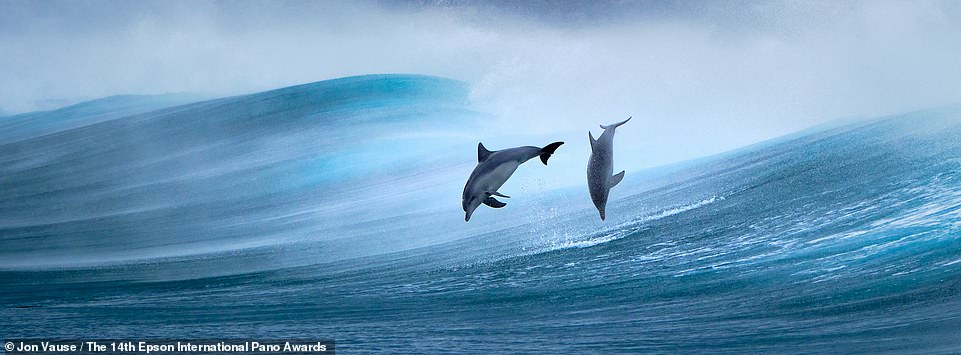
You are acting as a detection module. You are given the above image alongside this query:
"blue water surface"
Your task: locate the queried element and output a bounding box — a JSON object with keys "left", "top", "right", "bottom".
{"left": 3, "top": 75, "right": 961, "bottom": 353}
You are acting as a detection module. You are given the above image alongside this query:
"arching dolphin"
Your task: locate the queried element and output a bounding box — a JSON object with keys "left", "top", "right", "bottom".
{"left": 462, "top": 141, "right": 564, "bottom": 221}
{"left": 588, "top": 116, "right": 631, "bottom": 220}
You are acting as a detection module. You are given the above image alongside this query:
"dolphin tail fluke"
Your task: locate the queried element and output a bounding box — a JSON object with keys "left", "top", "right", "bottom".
{"left": 483, "top": 196, "right": 507, "bottom": 208}
{"left": 610, "top": 170, "right": 625, "bottom": 188}
{"left": 589, "top": 131, "right": 597, "bottom": 151}
{"left": 600, "top": 116, "right": 632, "bottom": 130}
{"left": 539, "top": 141, "right": 565, "bottom": 165}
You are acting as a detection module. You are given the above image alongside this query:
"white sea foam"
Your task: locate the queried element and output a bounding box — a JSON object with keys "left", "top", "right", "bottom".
{"left": 545, "top": 195, "right": 724, "bottom": 252}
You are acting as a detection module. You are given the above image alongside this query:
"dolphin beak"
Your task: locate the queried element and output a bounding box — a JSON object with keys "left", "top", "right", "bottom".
{"left": 599, "top": 210, "right": 606, "bottom": 221}
{"left": 465, "top": 211, "right": 472, "bottom": 222}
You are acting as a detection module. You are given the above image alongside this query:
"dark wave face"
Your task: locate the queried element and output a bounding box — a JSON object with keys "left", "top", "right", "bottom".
{"left": 0, "top": 75, "right": 485, "bottom": 272}
{"left": 3, "top": 75, "right": 961, "bottom": 353}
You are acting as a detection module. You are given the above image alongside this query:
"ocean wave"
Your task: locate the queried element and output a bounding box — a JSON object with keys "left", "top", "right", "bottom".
{"left": 4, "top": 77, "right": 961, "bottom": 353}
{"left": 543, "top": 195, "right": 724, "bottom": 252}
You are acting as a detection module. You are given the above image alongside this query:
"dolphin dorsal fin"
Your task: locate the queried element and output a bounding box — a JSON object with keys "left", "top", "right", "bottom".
{"left": 478, "top": 142, "right": 493, "bottom": 163}
{"left": 610, "top": 170, "right": 625, "bottom": 188}
{"left": 589, "top": 131, "right": 597, "bottom": 151}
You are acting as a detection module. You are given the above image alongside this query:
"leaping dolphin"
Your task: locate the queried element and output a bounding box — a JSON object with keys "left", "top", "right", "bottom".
{"left": 462, "top": 141, "right": 565, "bottom": 221}
{"left": 588, "top": 116, "right": 631, "bottom": 220}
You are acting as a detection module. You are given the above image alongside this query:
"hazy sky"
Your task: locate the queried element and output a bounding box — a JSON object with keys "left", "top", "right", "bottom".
{"left": 2, "top": 0, "right": 961, "bottom": 167}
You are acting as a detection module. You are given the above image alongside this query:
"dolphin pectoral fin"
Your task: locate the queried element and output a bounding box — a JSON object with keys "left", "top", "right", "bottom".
{"left": 483, "top": 197, "right": 507, "bottom": 208}
{"left": 478, "top": 142, "right": 493, "bottom": 163}
{"left": 489, "top": 191, "right": 510, "bottom": 198}
{"left": 589, "top": 131, "right": 597, "bottom": 151}
{"left": 610, "top": 170, "right": 625, "bottom": 188}
{"left": 539, "top": 141, "right": 565, "bottom": 165}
